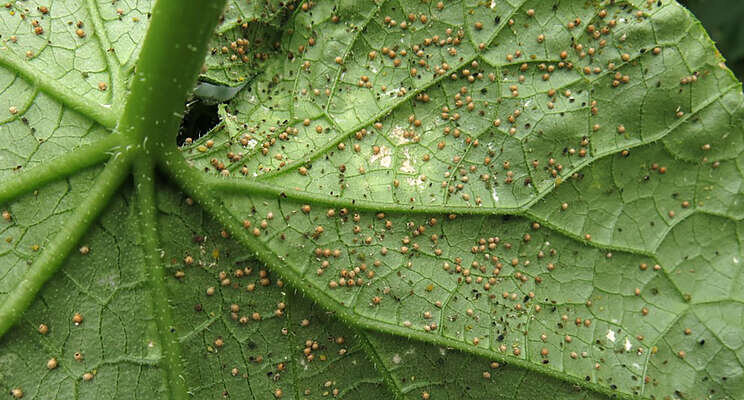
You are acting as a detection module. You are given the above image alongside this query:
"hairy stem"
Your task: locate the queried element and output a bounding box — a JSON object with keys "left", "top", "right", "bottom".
{"left": 116, "top": 0, "right": 227, "bottom": 150}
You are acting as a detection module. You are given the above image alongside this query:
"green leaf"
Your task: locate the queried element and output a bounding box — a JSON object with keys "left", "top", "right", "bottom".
{"left": 202, "top": 1, "right": 298, "bottom": 86}
{"left": 1, "top": 0, "right": 743, "bottom": 399}
{"left": 0, "top": 182, "right": 617, "bottom": 399}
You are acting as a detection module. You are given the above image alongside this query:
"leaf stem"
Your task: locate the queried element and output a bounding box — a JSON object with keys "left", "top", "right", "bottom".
{"left": 115, "top": 0, "right": 227, "bottom": 149}
{"left": 0, "top": 134, "right": 123, "bottom": 206}
{"left": 0, "top": 151, "right": 132, "bottom": 337}
{"left": 133, "top": 155, "right": 189, "bottom": 400}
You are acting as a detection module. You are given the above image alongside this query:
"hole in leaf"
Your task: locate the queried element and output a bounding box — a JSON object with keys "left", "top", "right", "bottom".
{"left": 177, "top": 98, "right": 219, "bottom": 146}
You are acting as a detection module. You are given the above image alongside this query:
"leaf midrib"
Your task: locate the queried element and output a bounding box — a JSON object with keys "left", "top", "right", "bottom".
{"left": 158, "top": 149, "right": 649, "bottom": 400}
{"left": 0, "top": 1, "right": 738, "bottom": 399}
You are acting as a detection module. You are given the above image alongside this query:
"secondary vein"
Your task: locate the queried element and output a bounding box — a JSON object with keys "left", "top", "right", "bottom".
{"left": 0, "top": 48, "right": 118, "bottom": 129}
{"left": 84, "top": 0, "right": 125, "bottom": 112}
{"left": 0, "top": 134, "right": 123, "bottom": 206}
{"left": 0, "top": 150, "right": 132, "bottom": 338}
{"left": 133, "top": 156, "right": 190, "bottom": 400}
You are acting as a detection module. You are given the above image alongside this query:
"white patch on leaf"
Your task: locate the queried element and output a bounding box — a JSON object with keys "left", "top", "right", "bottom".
{"left": 370, "top": 145, "right": 392, "bottom": 167}
{"left": 391, "top": 126, "right": 410, "bottom": 144}
{"left": 400, "top": 149, "right": 415, "bottom": 174}
{"left": 407, "top": 177, "right": 426, "bottom": 188}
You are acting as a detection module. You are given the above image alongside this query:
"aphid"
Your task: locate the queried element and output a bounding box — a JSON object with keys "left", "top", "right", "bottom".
{"left": 38, "top": 324, "right": 48, "bottom": 334}
{"left": 72, "top": 313, "right": 83, "bottom": 325}
{"left": 47, "top": 358, "right": 58, "bottom": 369}
{"left": 11, "top": 388, "right": 23, "bottom": 398}
{"left": 83, "top": 372, "right": 94, "bottom": 381}
{"left": 79, "top": 245, "right": 90, "bottom": 255}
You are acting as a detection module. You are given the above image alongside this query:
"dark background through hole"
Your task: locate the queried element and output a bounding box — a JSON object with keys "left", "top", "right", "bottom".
{"left": 680, "top": 0, "right": 744, "bottom": 82}
{"left": 177, "top": 100, "right": 219, "bottom": 146}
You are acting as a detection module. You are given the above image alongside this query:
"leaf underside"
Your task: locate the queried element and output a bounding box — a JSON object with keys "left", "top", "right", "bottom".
{"left": 1, "top": 1, "right": 743, "bottom": 400}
